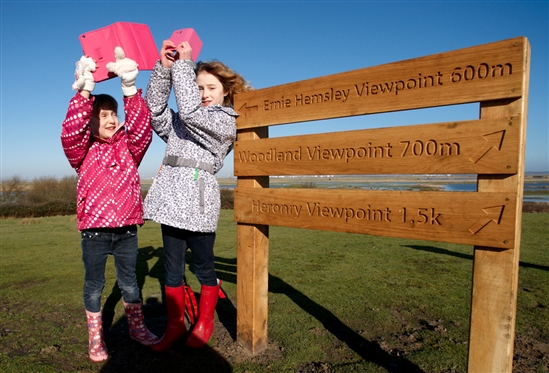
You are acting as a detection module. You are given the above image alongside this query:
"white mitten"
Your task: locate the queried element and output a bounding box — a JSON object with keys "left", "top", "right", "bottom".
{"left": 72, "top": 56, "right": 96, "bottom": 92}
{"left": 106, "top": 47, "right": 138, "bottom": 96}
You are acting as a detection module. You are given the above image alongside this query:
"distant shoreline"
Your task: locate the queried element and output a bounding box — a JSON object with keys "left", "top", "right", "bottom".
{"left": 214, "top": 173, "right": 548, "bottom": 186}
{"left": 141, "top": 174, "right": 548, "bottom": 201}
{"left": 141, "top": 173, "right": 548, "bottom": 187}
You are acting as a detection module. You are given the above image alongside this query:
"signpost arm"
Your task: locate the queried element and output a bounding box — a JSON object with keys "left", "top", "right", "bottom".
{"left": 233, "top": 38, "right": 530, "bottom": 372}
{"left": 467, "top": 40, "right": 530, "bottom": 373}
{"left": 236, "top": 127, "right": 270, "bottom": 354}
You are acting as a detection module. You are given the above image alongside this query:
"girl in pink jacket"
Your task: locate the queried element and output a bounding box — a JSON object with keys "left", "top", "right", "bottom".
{"left": 61, "top": 51, "right": 156, "bottom": 362}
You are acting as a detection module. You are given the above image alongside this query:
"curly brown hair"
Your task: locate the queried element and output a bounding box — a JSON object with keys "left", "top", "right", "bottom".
{"left": 196, "top": 61, "right": 253, "bottom": 107}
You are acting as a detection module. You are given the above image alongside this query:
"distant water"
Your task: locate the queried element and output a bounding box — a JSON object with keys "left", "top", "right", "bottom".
{"left": 445, "top": 183, "right": 476, "bottom": 192}
{"left": 523, "top": 196, "right": 549, "bottom": 203}
{"left": 216, "top": 180, "right": 549, "bottom": 203}
{"left": 445, "top": 183, "right": 548, "bottom": 203}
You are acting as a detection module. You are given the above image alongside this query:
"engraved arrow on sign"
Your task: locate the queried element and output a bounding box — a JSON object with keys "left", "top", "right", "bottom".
{"left": 469, "top": 205, "right": 504, "bottom": 235}
{"left": 469, "top": 130, "right": 505, "bottom": 164}
{"left": 237, "top": 103, "right": 259, "bottom": 116}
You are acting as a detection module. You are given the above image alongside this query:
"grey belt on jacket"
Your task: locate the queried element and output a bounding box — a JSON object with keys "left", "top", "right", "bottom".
{"left": 162, "top": 155, "right": 214, "bottom": 174}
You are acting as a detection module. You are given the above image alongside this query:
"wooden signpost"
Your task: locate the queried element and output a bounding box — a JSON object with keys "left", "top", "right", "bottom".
{"left": 233, "top": 37, "right": 530, "bottom": 372}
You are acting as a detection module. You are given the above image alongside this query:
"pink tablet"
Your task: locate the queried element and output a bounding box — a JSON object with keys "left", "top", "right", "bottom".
{"left": 79, "top": 22, "right": 159, "bottom": 82}
{"left": 169, "top": 28, "right": 203, "bottom": 61}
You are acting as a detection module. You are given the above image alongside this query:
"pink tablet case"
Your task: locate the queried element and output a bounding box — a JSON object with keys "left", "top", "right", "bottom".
{"left": 169, "top": 28, "right": 202, "bottom": 61}
{"left": 79, "top": 22, "right": 159, "bottom": 82}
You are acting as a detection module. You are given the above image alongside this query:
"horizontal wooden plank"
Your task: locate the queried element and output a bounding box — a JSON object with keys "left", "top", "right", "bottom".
{"left": 234, "top": 117, "right": 519, "bottom": 176}
{"left": 234, "top": 37, "right": 526, "bottom": 129}
{"left": 234, "top": 188, "right": 516, "bottom": 249}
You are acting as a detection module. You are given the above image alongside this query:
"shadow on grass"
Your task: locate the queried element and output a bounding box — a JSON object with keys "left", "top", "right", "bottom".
{"left": 98, "top": 246, "right": 233, "bottom": 372}
{"left": 404, "top": 244, "right": 549, "bottom": 272}
{"left": 215, "top": 256, "right": 424, "bottom": 373}
{"left": 102, "top": 246, "right": 160, "bottom": 329}
{"left": 98, "top": 314, "right": 233, "bottom": 373}
{"left": 101, "top": 247, "right": 425, "bottom": 372}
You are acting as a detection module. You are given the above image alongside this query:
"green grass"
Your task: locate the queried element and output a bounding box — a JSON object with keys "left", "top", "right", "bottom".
{"left": 1, "top": 211, "right": 547, "bottom": 372}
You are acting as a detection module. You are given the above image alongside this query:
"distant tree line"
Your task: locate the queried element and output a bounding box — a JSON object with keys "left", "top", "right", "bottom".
{"left": 0, "top": 175, "right": 78, "bottom": 218}
{"left": 0, "top": 176, "right": 236, "bottom": 218}
{"left": 1, "top": 175, "right": 545, "bottom": 218}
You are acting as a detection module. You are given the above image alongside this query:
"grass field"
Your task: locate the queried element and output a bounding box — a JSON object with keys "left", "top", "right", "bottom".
{"left": 0, "top": 211, "right": 547, "bottom": 372}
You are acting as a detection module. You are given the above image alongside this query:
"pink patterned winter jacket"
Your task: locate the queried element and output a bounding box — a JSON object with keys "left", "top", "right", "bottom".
{"left": 61, "top": 91, "right": 152, "bottom": 231}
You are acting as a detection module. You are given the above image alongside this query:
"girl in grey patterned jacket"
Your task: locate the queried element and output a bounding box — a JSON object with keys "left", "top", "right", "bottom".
{"left": 144, "top": 40, "right": 252, "bottom": 351}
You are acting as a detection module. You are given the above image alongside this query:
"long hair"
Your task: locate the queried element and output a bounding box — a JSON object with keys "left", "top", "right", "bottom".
{"left": 195, "top": 61, "right": 253, "bottom": 107}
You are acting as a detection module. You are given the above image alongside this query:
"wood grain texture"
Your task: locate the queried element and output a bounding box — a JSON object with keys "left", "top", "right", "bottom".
{"left": 467, "top": 37, "right": 529, "bottom": 372}
{"left": 234, "top": 117, "right": 520, "bottom": 176}
{"left": 235, "top": 37, "right": 526, "bottom": 129}
{"left": 234, "top": 36, "right": 530, "bottom": 372}
{"left": 234, "top": 188, "right": 516, "bottom": 249}
{"left": 235, "top": 127, "right": 270, "bottom": 354}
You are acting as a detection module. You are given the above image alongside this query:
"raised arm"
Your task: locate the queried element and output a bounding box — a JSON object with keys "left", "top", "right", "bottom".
{"left": 143, "top": 40, "right": 184, "bottom": 143}
{"left": 144, "top": 62, "right": 176, "bottom": 143}
{"left": 61, "top": 92, "right": 94, "bottom": 170}
{"left": 61, "top": 56, "right": 97, "bottom": 170}
{"left": 105, "top": 47, "right": 153, "bottom": 163}
{"left": 122, "top": 92, "right": 153, "bottom": 165}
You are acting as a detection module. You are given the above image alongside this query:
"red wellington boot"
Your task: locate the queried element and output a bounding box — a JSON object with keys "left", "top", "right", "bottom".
{"left": 185, "top": 280, "right": 222, "bottom": 348}
{"left": 150, "top": 285, "right": 188, "bottom": 352}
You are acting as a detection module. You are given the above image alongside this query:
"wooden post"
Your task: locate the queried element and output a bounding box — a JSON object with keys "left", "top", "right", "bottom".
{"left": 233, "top": 37, "right": 530, "bottom": 372}
{"left": 468, "top": 46, "right": 530, "bottom": 372}
{"left": 236, "top": 127, "right": 270, "bottom": 354}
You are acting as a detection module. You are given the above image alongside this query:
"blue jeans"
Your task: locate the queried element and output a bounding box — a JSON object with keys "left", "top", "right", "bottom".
{"left": 161, "top": 224, "right": 217, "bottom": 288}
{"left": 81, "top": 226, "right": 140, "bottom": 312}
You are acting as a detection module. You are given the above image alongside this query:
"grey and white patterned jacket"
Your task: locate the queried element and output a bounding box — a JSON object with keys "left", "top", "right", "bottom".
{"left": 143, "top": 60, "right": 237, "bottom": 232}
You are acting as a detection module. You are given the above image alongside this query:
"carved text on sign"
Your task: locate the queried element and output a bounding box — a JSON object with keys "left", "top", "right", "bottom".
{"left": 260, "top": 62, "right": 512, "bottom": 112}
{"left": 237, "top": 139, "right": 463, "bottom": 164}
{"left": 252, "top": 199, "right": 441, "bottom": 226}
{"left": 234, "top": 188, "right": 517, "bottom": 248}
{"left": 234, "top": 117, "right": 518, "bottom": 175}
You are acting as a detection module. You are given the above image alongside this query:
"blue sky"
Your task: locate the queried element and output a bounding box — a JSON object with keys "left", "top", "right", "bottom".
{"left": 1, "top": 1, "right": 548, "bottom": 180}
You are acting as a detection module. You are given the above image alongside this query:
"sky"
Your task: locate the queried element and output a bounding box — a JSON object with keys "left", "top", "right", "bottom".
{"left": 1, "top": 0, "right": 548, "bottom": 181}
